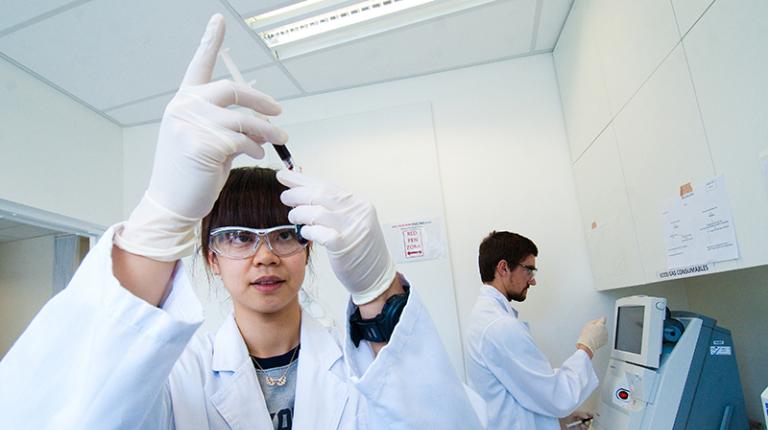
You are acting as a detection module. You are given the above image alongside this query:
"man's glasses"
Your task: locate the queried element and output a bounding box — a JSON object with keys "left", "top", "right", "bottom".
{"left": 209, "top": 225, "right": 308, "bottom": 259}
{"left": 518, "top": 263, "right": 538, "bottom": 278}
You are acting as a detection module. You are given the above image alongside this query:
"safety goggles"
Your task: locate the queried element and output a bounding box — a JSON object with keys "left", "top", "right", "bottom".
{"left": 209, "top": 225, "right": 308, "bottom": 259}
{"left": 518, "top": 263, "right": 538, "bottom": 278}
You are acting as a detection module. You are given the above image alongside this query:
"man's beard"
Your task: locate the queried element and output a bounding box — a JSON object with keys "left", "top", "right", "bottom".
{"left": 508, "top": 287, "right": 528, "bottom": 302}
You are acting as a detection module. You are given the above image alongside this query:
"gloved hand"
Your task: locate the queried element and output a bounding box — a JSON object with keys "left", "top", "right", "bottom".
{"left": 277, "top": 170, "right": 397, "bottom": 305}
{"left": 576, "top": 317, "right": 608, "bottom": 356}
{"left": 559, "top": 411, "right": 593, "bottom": 430}
{"left": 115, "top": 14, "right": 288, "bottom": 261}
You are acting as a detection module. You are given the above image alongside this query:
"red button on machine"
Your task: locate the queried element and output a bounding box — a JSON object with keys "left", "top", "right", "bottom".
{"left": 616, "top": 389, "right": 630, "bottom": 400}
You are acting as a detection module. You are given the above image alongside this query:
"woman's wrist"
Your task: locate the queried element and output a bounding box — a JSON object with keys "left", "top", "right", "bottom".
{"left": 358, "top": 276, "right": 405, "bottom": 319}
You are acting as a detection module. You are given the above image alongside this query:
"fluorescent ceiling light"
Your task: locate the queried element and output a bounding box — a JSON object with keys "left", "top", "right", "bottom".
{"left": 246, "top": 0, "right": 495, "bottom": 59}
{"left": 251, "top": 0, "right": 434, "bottom": 48}
{"left": 251, "top": 0, "right": 329, "bottom": 22}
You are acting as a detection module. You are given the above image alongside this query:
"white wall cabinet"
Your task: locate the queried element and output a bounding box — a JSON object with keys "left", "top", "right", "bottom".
{"left": 612, "top": 45, "right": 715, "bottom": 283}
{"left": 553, "top": 0, "right": 612, "bottom": 161}
{"left": 555, "top": 0, "right": 768, "bottom": 289}
{"left": 598, "top": 0, "right": 680, "bottom": 115}
{"left": 682, "top": 0, "right": 768, "bottom": 272}
{"left": 572, "top": 124, "right": 645, "bottom": 290}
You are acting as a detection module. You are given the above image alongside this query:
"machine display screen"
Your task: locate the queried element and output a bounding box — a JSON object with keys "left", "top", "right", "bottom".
{"left": 615, "top": 305, "right": 644, "bottom": 354}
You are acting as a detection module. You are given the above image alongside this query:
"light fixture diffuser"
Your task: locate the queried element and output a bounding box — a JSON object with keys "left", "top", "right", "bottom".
{"left": 252, "top": 0, "right": 434, "bottom": 48}
{"left": 245, "top": 0, "right": 495, "bottom": 59}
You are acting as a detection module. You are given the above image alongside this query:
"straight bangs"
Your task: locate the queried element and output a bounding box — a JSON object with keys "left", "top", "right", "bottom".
{"left": 208, "top": 167, "right": 289, "bottom": 229}
{"left": 201, "top": 167, "right": 290, "bottom": 258}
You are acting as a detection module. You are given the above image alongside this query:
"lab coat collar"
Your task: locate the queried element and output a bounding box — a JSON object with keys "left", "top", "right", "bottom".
{"left": 209, "top": 310, "right": 346, "bottom": 429}
{"left": 293, "top": 312, "right": 348, "bottom": 430}
{"left": 480, "top": 284, "right": 519, "bottom": 318}
{"left": 210, "top": 310, "right": 342, "bottom": 372}
{"left": 296, "top": 309, "right": 344, "bottom": 373}
{"left": 209, "top": 313, "right": 271, "bottom": 429}
{"left": 210, "top": 313, "right": 249, "bottom": 373}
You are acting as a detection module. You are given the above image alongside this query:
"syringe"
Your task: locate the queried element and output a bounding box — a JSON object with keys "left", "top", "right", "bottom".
{"left": 219, "top": 48, "right": 295, "bottom": 170}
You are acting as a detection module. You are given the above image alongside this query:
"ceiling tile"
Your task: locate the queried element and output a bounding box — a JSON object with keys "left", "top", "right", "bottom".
{"left": 283, "top": 0, "right": 536, "bottom": 93}
{"left": 0, "top": 0, "right": 78, "bottom": 34}
{"left": 106, "top": 64, "right": 302, "bottom": 125}
{"left": 0, "top": 0, "right": 275, "bottom": 110}
{"left": 242, "top": 64, "right": 303, "bottom": 99}
{"left": 104, "top": 92, "right": 174, "bottom": 126}
{"left": 2, "top": 0, "right": 565, "bottom": 123}
{"left": 534, "top": 0, "right": 572, "bottom": 51}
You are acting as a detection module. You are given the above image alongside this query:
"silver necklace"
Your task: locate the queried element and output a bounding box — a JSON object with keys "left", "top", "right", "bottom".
{"left": 251, "top": 346, "right": 299, "bottom": 387}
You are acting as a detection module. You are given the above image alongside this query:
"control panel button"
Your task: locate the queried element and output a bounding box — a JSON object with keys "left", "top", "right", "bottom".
{"left": 616, "top": 389, "right": 630, "bottom": 400}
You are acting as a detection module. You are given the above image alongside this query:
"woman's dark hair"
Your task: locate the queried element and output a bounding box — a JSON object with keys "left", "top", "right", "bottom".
{"left": 478, "top": 231, "right": 538, "bottom": 283}
{"left": 201, "top": 166, "right": 310, "bottom": 267}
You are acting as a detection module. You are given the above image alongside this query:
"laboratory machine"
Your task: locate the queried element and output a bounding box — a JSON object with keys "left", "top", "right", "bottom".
{"left": 592, "top": 295, "right": 748, "bottom": 429}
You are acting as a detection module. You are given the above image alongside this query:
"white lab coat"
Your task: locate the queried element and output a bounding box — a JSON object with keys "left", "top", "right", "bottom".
{"left": 0, "top": 226, "right": 485, "bottom": 430}
{"left": 465, "top": 285, "right": 598, "bottom": 430}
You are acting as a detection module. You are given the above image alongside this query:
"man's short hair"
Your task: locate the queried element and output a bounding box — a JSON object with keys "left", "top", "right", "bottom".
{"left": 478, "top": 231, "right": 538, "bottom": 283}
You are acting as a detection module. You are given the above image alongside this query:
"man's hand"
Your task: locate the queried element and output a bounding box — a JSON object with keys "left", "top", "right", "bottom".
{"left": 559, "top": 410, "right": 593, "bottom": 430}
{"left": 576, "top": 317, "right": 608, "bottom": 358}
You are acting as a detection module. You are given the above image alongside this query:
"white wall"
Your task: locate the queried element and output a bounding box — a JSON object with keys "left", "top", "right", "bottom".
{"left": 122, "top": 54, "right": 696, "bottom": 410}
{"left": 0, "top": 236, "right": 54, "bottom": 357}
{"left": 274, "top": 54, "right": 690, "bottom": 398}
{"left": 554, "top": 0, "right": 768, "bottom": 420}
{"left": 0, "top": 56, "right": 123, "bottom": 226}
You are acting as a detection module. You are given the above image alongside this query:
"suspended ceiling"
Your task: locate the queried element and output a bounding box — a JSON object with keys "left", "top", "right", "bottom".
{"left": 0, "top": 0, "right": 573, "bottom": 126}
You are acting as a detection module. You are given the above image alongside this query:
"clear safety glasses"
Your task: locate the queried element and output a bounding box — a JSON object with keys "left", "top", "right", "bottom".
{"left": 209, "top": 225, "right": 308, "bottom": 259}
{"left": 518, "top": 263, "right": 538, "bottom": 278}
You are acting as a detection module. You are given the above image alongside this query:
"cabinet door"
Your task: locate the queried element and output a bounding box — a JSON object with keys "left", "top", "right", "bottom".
{"left": 683, "top": 0, "right": 768, "bottom": 271}
{"left": 599, "top": 0, "right": 681, "bottom": 115}
{"left": 573, "top": 125, "right": 645, "bottom": 290}
{"left": 561, "top": 0, "right": 768, "bottom": 289}
{"left": 613, "top": 45, "right": 715, "bottom": 282}
{"left": 553, "top": 0, "right": 612, "bottom": 162}
{"left": 670, "top": 0, "right": 715, "bottom": 36}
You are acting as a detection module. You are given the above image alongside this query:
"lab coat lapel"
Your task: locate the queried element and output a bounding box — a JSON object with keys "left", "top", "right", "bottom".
{"left": 210, "top": 314, "right": 273, "bottom": 430}
{"left": 481, "top": 285, "right": 530, "bottom": 332}
{"left": 292, "top": 312, "right": 348, "bottom": 430}
{"left": 481, "top": 285, "right": 517, "bottom": 316}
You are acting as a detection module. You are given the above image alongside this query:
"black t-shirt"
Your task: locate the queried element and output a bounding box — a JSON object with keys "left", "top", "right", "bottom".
{"left": 251, "top": 345, "right": 300, "bottom": 430}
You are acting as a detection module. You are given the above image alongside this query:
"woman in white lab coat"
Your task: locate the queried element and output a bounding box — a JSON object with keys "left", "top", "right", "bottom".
{"left": 0, "top": 14, "right": 484, "bottom": 430}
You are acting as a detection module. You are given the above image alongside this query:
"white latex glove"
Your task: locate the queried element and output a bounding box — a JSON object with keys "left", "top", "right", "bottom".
{"left": 115, "top": 14, "right": 287, "bottom": 261}
{"left": 576, "top": 317, "right": 608, "bottom": 356}
{"left": 277, "top": 170, "right": 397, "bottom": 305}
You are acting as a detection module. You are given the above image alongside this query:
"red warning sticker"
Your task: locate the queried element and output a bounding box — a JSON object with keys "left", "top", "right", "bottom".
{"left": 402, "top": 228, "right": 425, "bottom": 258}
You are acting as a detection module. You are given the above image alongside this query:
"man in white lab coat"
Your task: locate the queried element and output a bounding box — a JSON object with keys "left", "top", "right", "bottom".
{"left": 465, "top": 231, "right": 608, "bottom": 430}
